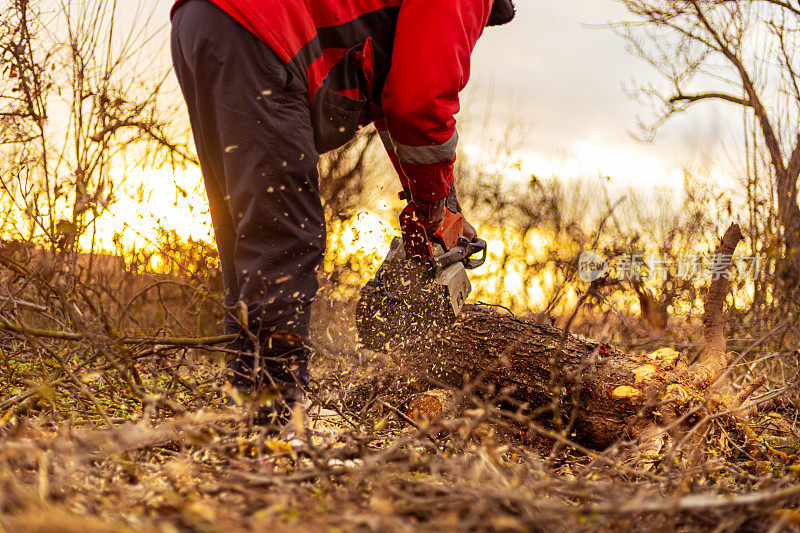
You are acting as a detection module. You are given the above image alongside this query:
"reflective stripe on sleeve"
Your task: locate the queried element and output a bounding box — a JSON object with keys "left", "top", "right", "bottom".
{"left": 380, "top": 130, "right": 458, "bottom": 165}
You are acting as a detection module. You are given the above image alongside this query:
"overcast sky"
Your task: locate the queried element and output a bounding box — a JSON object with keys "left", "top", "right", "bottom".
{"left": 467, "top": 0, "right": 739, "bottom": 189}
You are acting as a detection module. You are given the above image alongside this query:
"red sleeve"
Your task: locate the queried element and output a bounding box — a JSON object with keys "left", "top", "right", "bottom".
{"left": 381, "top": 0, "right": 491, "bottom": 203}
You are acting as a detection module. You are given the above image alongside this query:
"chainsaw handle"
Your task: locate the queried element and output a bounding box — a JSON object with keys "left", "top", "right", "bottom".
{"left": 464, "top": 238, "right": 487, "bottom": 270}
{"left": 434, "top": 238, "right": 488, "bottom": 271}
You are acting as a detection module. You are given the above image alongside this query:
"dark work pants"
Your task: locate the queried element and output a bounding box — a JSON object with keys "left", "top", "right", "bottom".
{"left": 171, "top": 0, "right": 325, "bottom": 389}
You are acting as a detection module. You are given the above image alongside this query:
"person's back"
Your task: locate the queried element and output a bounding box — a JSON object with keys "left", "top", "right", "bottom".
{"left": 170, "top": 0, "right": 515, "bottom": 426}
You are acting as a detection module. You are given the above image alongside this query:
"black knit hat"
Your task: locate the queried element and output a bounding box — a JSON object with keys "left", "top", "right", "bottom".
{"left": 487, "top": 0, "right": 516, "bottom": 27}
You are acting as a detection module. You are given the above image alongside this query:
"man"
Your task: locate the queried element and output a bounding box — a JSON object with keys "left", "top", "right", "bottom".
{"left": 170, "top": 0, "right": 516, "bottom": 421}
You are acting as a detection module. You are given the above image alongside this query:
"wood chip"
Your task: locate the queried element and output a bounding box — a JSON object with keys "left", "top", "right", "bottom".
{"left": 633, "top": 364, "right": 658, "bottom": 383}
{"left": 612, "top": 385, "right": 642, "bottom": 399}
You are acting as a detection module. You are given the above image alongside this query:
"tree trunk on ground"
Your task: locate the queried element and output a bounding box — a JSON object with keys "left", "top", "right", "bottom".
{"left": 358, "top": 224, "right": 757, "bottom": 450}
{"left": 381, "top": 304, "right": 695, "bottom": 448}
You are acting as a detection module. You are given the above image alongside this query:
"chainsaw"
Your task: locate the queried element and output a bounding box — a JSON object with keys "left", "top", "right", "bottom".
{"left": 356, "top": 196, "right": 487, "bottom": 350}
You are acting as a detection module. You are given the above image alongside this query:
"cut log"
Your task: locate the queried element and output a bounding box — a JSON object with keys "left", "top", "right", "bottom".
{"left": 356, "top": 224, "right": 758, "bottom": 451}
{"left": 374, "top": 302, "right": 696, "bottom": 448}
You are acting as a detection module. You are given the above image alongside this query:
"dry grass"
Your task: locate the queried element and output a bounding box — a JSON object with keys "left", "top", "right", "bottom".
{"left": 0, "top": 247, "right": 798, "bottom": 533}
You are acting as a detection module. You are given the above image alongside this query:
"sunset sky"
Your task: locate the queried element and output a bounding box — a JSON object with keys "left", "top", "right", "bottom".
{"left": 104, "top": 0, "right": 744, "bottom": 253}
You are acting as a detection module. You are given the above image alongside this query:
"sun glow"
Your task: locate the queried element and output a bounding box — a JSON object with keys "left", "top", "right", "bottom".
{"left": 79, "top": 166, "right": 212, "bottom": 254}
{"left": 87, "top": 167, "right": 396, "bottom": 259}
{"left": 336, "top": 211, "right": 395, "bottom": 257}
{"left": 86, "top": 165, "right": 558, "bottom": 311}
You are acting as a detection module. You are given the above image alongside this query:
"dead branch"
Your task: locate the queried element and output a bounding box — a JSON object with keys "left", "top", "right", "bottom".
{"left": 691, "top": 223, "right": 743, "bottom": 388}
{"left": 0, "top": 318, "right": 235, "bottom": 346}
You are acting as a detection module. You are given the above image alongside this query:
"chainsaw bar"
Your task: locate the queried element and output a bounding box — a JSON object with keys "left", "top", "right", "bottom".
{"left": 356, "top": 236, "right": 487, "bottom": 351}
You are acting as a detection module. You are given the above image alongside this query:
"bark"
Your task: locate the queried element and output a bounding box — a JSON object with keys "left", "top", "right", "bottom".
{"left": 691, "top": 223, "right": 742, "bottom": 389}
{"left": 385, "top": 304, "right": 696, "bottom": 448}
{"left": 359, "top": 283, "right": 703, "bottom": 448}
{"left": 358, "top": 224, "right": 758, "bottom": 450}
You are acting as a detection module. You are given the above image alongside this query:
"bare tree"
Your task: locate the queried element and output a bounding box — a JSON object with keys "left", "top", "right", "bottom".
{"left": 318, "top": 129, "right": 383, "bottom": 222}
{"left": 0, "top": 0, "right": 192, "bottom": 266}
{"left": 616, "top": 0, "right": 800, "bottom": 302}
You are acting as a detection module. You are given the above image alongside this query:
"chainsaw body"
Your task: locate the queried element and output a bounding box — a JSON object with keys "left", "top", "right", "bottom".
{"left": 356, "top": 202, "right": 487, "bottom": 349}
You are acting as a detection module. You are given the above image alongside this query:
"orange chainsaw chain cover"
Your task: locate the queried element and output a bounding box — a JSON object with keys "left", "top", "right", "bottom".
{"left": 433, "top": 210, "right": 463, "bottom": 250}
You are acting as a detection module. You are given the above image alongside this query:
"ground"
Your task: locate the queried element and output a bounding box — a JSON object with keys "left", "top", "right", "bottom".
{"left": 1, "top": 311, "right": 799, "bottom": 533}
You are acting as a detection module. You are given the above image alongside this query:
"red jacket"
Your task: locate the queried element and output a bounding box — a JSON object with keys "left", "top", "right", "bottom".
{"left": 172, "top": 0, "right": 494, "bottom": 202}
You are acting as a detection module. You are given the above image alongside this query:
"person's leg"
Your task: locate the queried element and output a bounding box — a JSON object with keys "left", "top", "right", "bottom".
{"left": 171, "top": 0, "right": 325, "bottom": 395}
